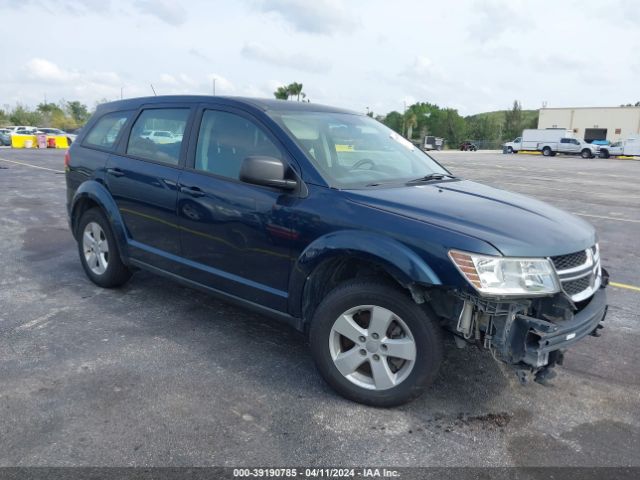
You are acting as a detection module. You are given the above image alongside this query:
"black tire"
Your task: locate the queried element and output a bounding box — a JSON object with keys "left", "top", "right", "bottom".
{"left": 581, "top": 149, "right": 592, "bottom": 159}
{"left": 513, "top": 150, "right": 518, "bottom": 154}
{"left": 600, "top": 149, "right": 610, "bottom": 159}
{"left": 77, "top": 208, "right": 132, "bottom": 288}
{"left": 309, "top": 280, "right": 443, "bottom": 407}
{"left": 542, "top": 147, "right": 551, "bottom": 156}
{"left": 507, "top": 147, "right": 513, "bottom": 154}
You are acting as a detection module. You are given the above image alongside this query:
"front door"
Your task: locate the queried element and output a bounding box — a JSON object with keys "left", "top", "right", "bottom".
{"left": 177, "top": 107, "right": 296, "bottom": 311}
{"left": 105, "top": 106, "right": 192, "bottom": 270}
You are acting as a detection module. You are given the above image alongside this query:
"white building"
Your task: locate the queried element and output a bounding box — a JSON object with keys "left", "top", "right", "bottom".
{"left": 538, "top": 106, "right": 640, "bottom": 142}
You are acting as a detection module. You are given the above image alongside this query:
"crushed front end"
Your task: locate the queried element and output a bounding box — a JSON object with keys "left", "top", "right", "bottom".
{"left": 435, "top": 245, "right": 608, "bottom": 384}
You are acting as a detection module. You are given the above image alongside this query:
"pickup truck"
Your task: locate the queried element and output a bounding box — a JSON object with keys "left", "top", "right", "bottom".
{"left": 539, "top": 137, "right": 599, "bottom": 158}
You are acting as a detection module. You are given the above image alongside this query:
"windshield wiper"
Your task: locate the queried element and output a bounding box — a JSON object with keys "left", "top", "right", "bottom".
{"left": 406, "top": 173, "right": 457, "bottom": 184}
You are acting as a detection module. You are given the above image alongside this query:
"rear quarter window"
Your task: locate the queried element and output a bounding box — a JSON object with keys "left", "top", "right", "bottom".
{"left": 83, "top": 111, "right": 131, "bottom": 150}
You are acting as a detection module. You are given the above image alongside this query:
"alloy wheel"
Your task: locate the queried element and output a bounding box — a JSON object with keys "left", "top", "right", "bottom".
{"left": 329, "top": 305, "right": 416, "bottom": 390}
{"left": 82, "top": 221, "right": 109, "bottom": 275}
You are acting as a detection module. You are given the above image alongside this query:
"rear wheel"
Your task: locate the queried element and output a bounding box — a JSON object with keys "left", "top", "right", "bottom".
{"left": 77, "top": 208, "right": 131, "bottom": 288}
{"left": 309, "top": 280, "right": 443, "bottom": 407}
{"left": 542, "top": 147, "right": 552, "bottom": 156}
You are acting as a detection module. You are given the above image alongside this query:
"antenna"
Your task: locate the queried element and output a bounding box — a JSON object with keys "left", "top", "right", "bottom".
{"left": 150, "top": 84, "right": 157, "bottom": 96}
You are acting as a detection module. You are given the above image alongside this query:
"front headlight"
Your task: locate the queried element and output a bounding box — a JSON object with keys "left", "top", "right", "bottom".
{"left": 449, "top": 250, "right": 560, "bottom": 296}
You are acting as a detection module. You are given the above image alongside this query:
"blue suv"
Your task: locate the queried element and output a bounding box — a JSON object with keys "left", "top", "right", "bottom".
{"left": 65, "top": 96, "right": 608, "bottom": 406}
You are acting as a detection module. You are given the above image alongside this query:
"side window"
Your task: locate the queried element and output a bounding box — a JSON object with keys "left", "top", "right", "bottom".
{"left": 126, "top": 108, "right": 189, "bottom": 165}
{"left": 84, "top": 111, "right": 130, "bottom": 149}
{"left": 195, "top": 110, "right": 282, "bottom": 180}
{"left": 560, "top": 138, "right": 568, "bottom": 143}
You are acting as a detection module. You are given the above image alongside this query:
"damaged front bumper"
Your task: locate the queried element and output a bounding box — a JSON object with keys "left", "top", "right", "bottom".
{"left": 515, "top": 288, "right": 607, "bottom": 369}
{"left": 449, "top": 283, "right": 608, "bottom": 384}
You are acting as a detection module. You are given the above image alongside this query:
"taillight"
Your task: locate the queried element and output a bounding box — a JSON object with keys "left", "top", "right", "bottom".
{"left": 64, "top": 150, "right": 70, "bottom": 168}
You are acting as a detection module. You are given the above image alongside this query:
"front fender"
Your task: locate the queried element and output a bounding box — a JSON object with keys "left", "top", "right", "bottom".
{"left": 71, "top": 180, "right": 129, "bottom": 259}
{"left": 288, "top": 230, "right": 441, "bottom": 317}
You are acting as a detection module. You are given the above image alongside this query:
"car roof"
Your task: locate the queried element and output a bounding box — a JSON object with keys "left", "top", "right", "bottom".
{"left": 95, "top": 95, "right": 359, "bottom": 116}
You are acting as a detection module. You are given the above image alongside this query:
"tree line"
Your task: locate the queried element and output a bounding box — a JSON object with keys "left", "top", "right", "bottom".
{"left": 0, "top": 101, "right": 91, "bottom": 130}
{"left": 378, "top": 100, "right": 538, "bottom": 148}
{"left": 272, "top": 83, "right": 538, "bottom": 149}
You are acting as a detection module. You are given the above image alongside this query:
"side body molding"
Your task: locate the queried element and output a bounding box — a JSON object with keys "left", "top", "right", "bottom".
{"left": 288, "top": 230, "right": 441, "bottom": 317}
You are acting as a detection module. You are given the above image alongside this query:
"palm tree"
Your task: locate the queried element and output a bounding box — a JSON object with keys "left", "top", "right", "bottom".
{"left": 273, "top": 82, "right": 307, "bottom": 101}
{"left": 404, "top": 112, "right": 417, "bottom": 139}
{"left": 274, "top": 86, "right": 289, "bottom": 100}
{"left": 288, "top": 82, "right": 304, "bottom": 101}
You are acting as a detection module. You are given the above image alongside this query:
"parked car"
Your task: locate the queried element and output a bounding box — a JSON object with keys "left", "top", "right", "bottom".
{"left": 66, "top": 96, "right": 608, "bottom": 406}
{"left": 140, "top": 130, "right": 178, "bottom": 144}
{"left": 542, "top": 137, "right": 599, "bottom": 158}
{"left": 599, "top": 137, "right": 640, "bottom": 158}
{"left": 422, "top": 135, "right": 444, "bottom": 151}
{"left": 37, "top": 127, "right": 77, "bottom": 145}
{"left": 0, "top": 128, "right": 12, "bottom": 146}
{"left": 503, "top": 136, "right": 521, "bottom": 153}
{"left": 5, "top": 126, "right": 37, "bottom": 134}
{"left": 459, "top": 141, "right": 477, "bottom": 151}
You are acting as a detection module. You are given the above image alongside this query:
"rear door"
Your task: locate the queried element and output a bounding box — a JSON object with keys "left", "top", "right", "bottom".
{"left": 175, "top": 105, "right": 296, "bottom": 311}
{"left": 105, "top": 104, "right": 194, "bottom": 270}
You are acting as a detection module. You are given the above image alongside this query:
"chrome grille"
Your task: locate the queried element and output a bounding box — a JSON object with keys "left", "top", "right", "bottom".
{"left": 551, "top": 245, "right": 601, "bottom": 302}
{"left": 562, "top": 276, "right": 591, "bottom": 296}
{"left": 550, "top": 251, "right": 587, "bottom": 270}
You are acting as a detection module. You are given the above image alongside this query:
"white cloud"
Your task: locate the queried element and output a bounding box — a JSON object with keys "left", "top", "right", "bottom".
{"left": 1, "top": 0, "right": 638, "bottom": 114}
{"left": 241, "top": 42, "right": 331, "bottom": 73}
{"left": 134, "top": 0, "right": 187, "bottom": 26}
{"left": 467, "top": 0, "right": 524, "bottom": 43}
{"left": 25, "top": 58, "right": 76, "bottom": 83}
{"left": 258, "top": 0, "right": 358, "bottom": 34}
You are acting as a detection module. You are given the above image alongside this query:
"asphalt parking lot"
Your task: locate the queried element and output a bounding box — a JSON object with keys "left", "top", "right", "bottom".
{"left": 1, "top": 148, "right": 639, "bottom": 467}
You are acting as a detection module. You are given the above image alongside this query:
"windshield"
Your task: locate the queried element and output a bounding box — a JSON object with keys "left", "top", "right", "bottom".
{"left": 269, "top": 111, "right": 450, "bottom": 188}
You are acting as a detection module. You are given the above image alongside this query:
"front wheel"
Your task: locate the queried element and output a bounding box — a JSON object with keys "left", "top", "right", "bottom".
{"left": 309, "top": 280, "right": 443, "bottom": 407}
{"left": 506, "top": 146, "right": 513, "bottom": 154}
{"left": 581, "top": 149, "right": 593, "bottom": 159}
{"left": 77, "top": 208, "right": 132, "bottom": 288}
{"left": 600, "top": 150, "right": 610, "bottom": 159}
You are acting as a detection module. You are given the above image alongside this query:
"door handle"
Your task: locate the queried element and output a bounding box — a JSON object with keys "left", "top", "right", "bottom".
{"left": 106, "top": 167, "right": 125, "bottom": 177}
{"left": 180, "top": 185, "right": 205, "bottom": 197}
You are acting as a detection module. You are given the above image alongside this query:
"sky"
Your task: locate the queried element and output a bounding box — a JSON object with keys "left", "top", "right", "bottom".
{"left": 0, "top": 0, "right": 638, "bottom": 116}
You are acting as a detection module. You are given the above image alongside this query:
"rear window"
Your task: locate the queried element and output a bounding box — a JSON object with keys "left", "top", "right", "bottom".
{"left": 84, "top": 112, "right": 131, "bottom": 150}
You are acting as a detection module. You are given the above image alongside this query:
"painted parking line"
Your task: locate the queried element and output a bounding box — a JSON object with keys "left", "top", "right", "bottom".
{"left": 610, "top": 282, "right": 640, "bottom": 292}
{"left": 571, "top": 212, "right": 640, "bottom": 224}
{"left": 0, "top": 156, "right": 64, "bottom": 173}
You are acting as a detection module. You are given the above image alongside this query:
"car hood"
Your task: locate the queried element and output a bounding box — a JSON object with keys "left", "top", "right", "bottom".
{"left": 344, "top": 180, "right": 596, "bottom": 257}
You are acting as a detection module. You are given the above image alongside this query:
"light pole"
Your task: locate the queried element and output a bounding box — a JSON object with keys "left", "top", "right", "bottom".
{"left": 212, "top": 78, "right": 216, "bottom": 96}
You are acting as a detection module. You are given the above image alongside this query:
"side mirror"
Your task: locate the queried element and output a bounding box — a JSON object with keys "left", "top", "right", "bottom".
{"left": 239, "top": 156, "right": 297, "bottom": 190}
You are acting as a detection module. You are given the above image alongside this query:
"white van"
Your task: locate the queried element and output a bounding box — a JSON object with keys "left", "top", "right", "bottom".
{"left": 599, "top": 137, "right": 640, "bottom": 158}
